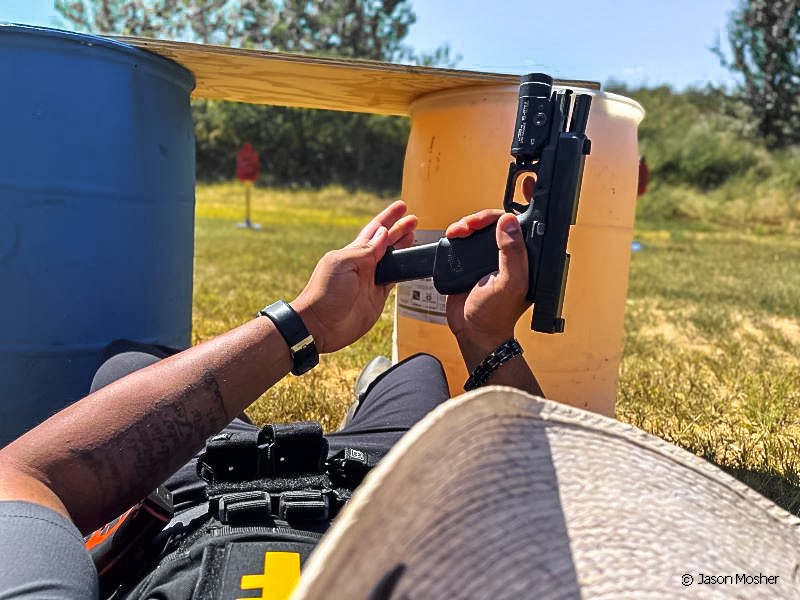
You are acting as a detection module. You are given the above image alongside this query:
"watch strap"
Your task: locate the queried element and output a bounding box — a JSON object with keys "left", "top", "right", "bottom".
{"left": 259, "top": 300, "right": 319, "bottom": 375}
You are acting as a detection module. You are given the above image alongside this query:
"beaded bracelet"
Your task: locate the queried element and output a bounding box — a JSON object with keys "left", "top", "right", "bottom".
{"left": 463, "top": 339, "right": 524, "bottom": 391}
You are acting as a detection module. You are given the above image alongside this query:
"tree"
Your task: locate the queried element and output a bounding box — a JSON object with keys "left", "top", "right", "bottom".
{"left": 714, "top": 0, "right": 800, "bottom": 148}
{"left": 54, "top": 0, "right": 455, "bottom": 189}
{"left": 54, "top": 0, "right": 451, "bottom": 64}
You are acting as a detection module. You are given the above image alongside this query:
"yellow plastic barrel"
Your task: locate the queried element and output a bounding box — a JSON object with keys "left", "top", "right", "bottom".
{"left": 392, "top": 83, "right": 644, "bottom": 417}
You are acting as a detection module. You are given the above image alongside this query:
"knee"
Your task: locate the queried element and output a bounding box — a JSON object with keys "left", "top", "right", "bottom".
{"left": 90, "top": 351, "right": 163, "bottom": 393}
{"left": 394, "top": 353, "right": 447, "bottom": 381}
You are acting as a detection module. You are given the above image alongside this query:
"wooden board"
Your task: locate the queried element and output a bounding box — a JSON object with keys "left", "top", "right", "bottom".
{"left": 117, "top": 36, "right": 600, "bottom": 116}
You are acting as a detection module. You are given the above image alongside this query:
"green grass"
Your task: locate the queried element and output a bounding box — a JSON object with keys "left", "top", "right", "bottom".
{"left": 193, "top": 182, "right": 800, "bottom": 514}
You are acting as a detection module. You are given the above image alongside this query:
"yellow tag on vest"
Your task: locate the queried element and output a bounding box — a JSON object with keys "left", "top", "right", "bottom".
{"left": 238, "top": 551, "right": 301, "bottom": 600}
{"left": 214, "top": 542, "right": 308, "bottom": 600}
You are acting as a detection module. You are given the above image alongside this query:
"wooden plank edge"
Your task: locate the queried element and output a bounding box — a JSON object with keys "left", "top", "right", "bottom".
{"left": 116, "top": 36, "right": 601, "bottom": 116}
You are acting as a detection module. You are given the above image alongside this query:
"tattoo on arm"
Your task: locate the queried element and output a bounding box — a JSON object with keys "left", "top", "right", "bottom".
{"left": 67, "top": 368, "right": 230, "bottom": 516}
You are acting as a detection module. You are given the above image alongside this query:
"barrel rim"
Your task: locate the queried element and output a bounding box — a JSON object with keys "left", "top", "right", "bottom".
{"left": 0, "top": 23, "right": 195, "bottom": 92}
{"left": 408, "top": 82, "right": 645, "bottom": 123}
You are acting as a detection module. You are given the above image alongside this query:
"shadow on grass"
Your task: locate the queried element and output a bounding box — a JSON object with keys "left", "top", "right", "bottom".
{"left": 711, "top": 461, "right": 800, "bottom": 517}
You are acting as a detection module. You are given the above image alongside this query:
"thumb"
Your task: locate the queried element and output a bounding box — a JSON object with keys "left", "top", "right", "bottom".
{"left": 368, "top": 225, "right": 389, "bottom": 259}
{"left": 496, "top": 214, "right": 527, "bottom": 285}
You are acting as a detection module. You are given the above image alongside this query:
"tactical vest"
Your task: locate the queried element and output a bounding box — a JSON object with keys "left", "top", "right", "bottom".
{"left": 90, "top": 421, "right": 375, "bottom": 600}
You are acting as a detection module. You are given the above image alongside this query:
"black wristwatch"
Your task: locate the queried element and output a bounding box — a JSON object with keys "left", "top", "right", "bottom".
{"left": 258, "top": 300, "right": 319, "bottom": 375}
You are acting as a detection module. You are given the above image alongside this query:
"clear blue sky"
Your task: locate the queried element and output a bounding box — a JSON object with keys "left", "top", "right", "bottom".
{"left": 2, "top": 0, "right": 740, "bottom": 90}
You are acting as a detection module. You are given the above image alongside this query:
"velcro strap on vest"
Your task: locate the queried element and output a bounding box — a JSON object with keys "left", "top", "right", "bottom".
{"left": 217, "top": 490, "right": 272, "bottom": 526}
{"left": 278, "top": 490, "right": 329, "bottom": 521}
{"left": 208, "top": 480, "right": 351, "bottom": 525}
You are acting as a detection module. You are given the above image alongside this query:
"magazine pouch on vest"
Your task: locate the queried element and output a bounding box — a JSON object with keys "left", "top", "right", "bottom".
{"left": 112, "top": 421, "right": 375, "bottom": 600}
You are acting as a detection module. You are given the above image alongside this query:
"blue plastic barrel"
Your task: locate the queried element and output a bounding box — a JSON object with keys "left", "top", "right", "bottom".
{"left": 0, "top": 25, "right": 196, "bottom": 445}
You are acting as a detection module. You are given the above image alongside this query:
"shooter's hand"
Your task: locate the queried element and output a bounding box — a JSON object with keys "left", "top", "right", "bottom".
{"left": 444, "top": 210, "right": 531, "bottom": 372}
{"left": 292, "top": 201, "right": 417, "bottom": 354}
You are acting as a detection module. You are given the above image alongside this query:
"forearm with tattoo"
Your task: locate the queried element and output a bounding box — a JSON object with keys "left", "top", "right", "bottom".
{"left": 0, "top": 317, "right": 290, "bottom": 534}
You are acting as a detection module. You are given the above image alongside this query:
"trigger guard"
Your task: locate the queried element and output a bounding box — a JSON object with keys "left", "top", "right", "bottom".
{"left": 504, "top": 165, "right": 538, "bottom": 214}
{"left": 508, "top": 201, "right": 529, "bottom": 215}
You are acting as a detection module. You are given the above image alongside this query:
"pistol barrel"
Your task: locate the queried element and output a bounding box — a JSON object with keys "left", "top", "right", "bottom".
{"left": 569, "top": 94, "right": 592, "bottom": 134}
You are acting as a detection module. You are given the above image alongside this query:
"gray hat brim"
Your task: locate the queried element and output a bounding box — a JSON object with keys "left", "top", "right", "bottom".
{"left": 293, "top": 387, "right": 800, "bottom": 599}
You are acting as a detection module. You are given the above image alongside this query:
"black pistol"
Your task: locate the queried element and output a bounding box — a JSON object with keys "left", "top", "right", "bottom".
{"left": 374, "top": 73, "right": 592, "bottom": 333}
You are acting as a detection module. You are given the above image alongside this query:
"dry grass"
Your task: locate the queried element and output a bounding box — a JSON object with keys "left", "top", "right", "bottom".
{"left": 618, "top": 225, "right": 800, "bottom": 513}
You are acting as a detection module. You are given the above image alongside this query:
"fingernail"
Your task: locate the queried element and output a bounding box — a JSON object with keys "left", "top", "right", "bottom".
{"left": 500, "top": 217, "right": 519, "bottom": 235}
